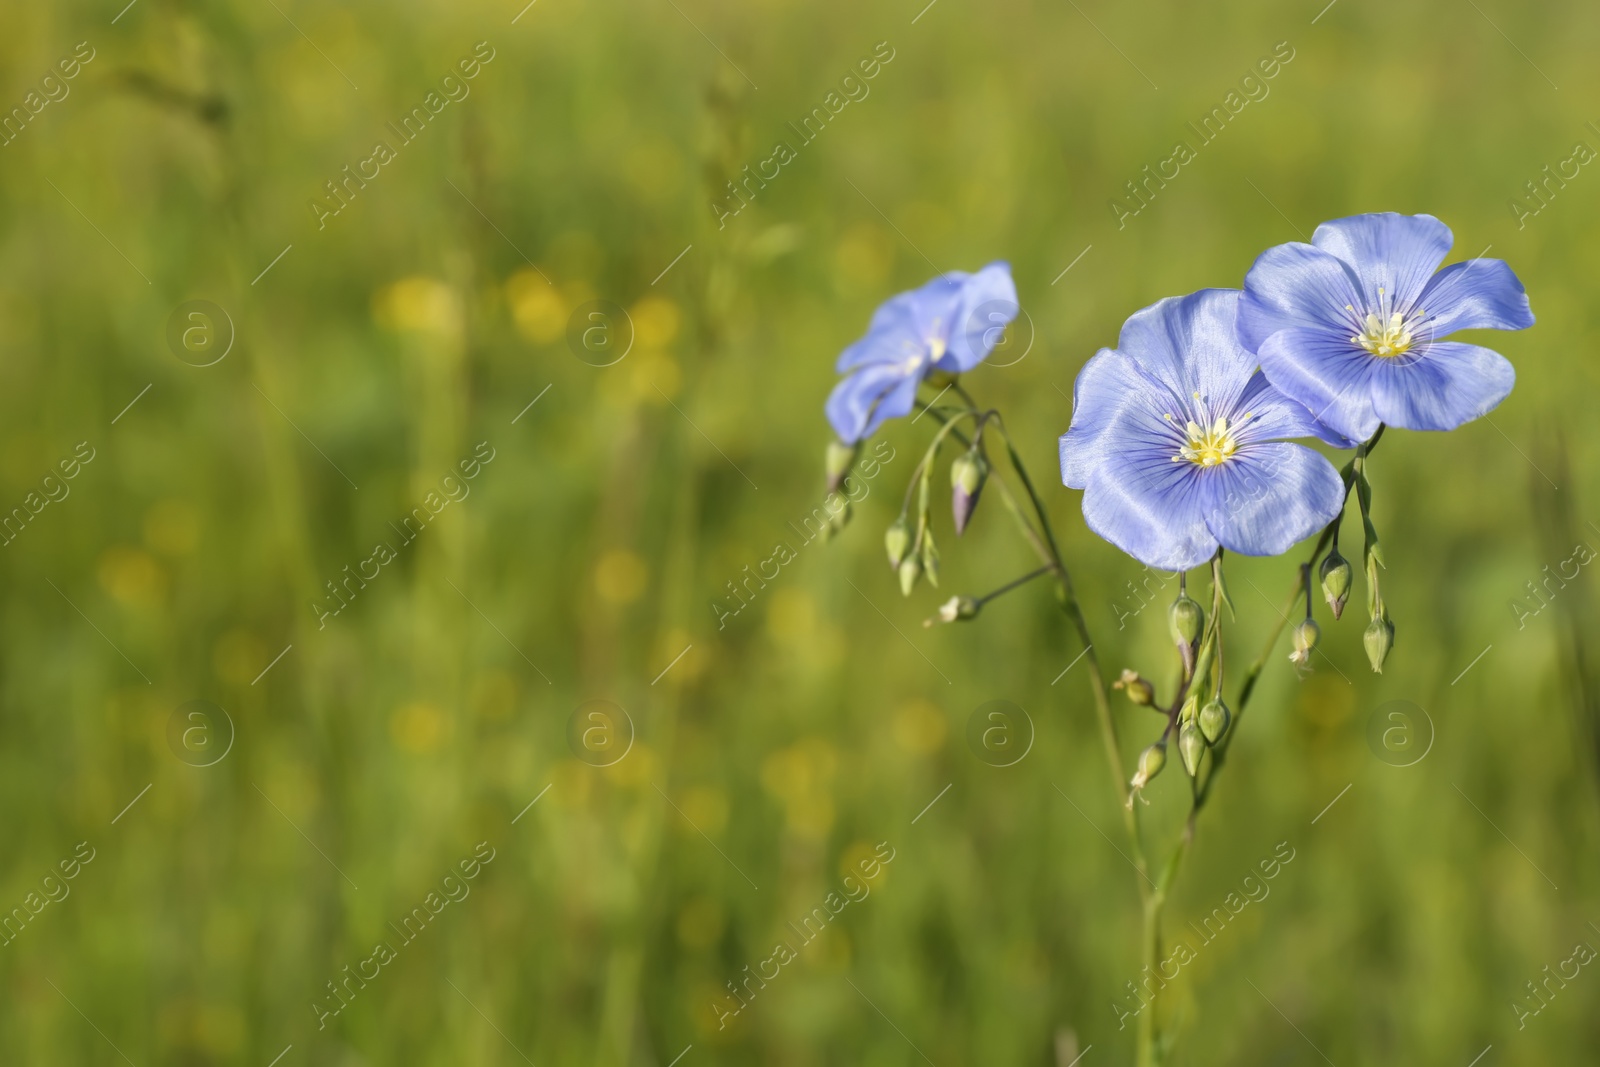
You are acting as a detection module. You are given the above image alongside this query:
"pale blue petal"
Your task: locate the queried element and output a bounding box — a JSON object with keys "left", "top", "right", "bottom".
{"left": 1116, "top": 289, "right": 1255, "bottom": 414}
{"left": 1201, "top": 443, "right": 1343, "bottom": 558}
{"left": 1257, "top": 326, "right": 1383, "bottom": 442}
{"left": 942, "top": 261, "right": 1019, "bottom": 371}
{"left": 1415, "top": 258, "right": 1535, "bottom": 337}
{"left": 826, "top": 361, "right": 921, "bottom": 443}
{"left": 1238, "top": 242, "right": 1364, "bottom": 351}
{"left": 1311, "top": 213, "right": 1453, "bottom": 312}
{"left": 1082, "top": 438, "right": 1218, "bottom": 572}
{"left": 1232, "top": 371, "right": 1360, "bottom": 449}
{"left": 836, "top": 316, "right": 926, "bottom": 373}
{"left": 1059, "top": 349, "right": 1169, "bottom": 489}
{"left": 1368, "top": 341, "right": 1515, "bottom": 432}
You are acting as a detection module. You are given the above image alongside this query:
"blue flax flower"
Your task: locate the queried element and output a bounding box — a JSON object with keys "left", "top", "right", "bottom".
{"left": 1239, "top": 212, "right": 1534, "bottom": 441}
{"left": 1059, "top": 289, "right": 1348, "bottom": 572}
{"left": 826, "top": 263, "right": 1018, "bottom": 443}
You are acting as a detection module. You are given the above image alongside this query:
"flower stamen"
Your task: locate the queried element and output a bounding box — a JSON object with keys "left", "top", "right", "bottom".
{"left": 1349, "top": 287, "right": 1427, "bottom": 358}
{"left": 1173, "top": 415, "right": 1239, "bottom": 467}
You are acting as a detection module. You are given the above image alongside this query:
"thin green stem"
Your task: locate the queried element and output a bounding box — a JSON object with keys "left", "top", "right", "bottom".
{"left": 920, "top": 382, "right": 1156, "bottom": 1058}
{"left": 985, "top": 413, "right": 1165, "bottom": 1064}
{"left": 1197, "top": 427, "right": 1387, "bottom": 807}
{"left": 973, "top": 564, "right": 1057, "bottom": 608}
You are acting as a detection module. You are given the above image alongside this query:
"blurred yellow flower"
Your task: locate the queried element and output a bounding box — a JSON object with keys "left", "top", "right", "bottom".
{"left": 767, "top": 587, "right": 815, "bottom": 642}
{"left": 373, "top": 276, "right": 462, "bottom": 338}
{"left": 159, "top": 999, "right": 246, "bottom": 1057}
{"left": 652, "top": 628, "right": 705, "bottom": 684}
{"left": 506, "top": 269, "right": 566, "bottom": 343}
{"left": 761, "top": 738, "right": 838, "bottom": 840}
{"left": 892, "top": 698, "right": 948, "bottom": 755}
{"left": 390, "top": 701, "right": 449, "bottom": 754}
{"left": 260, "top": 762, "right": 318, "bottom": 821}
{"left": 632, "top": 350, "right": 681, "bottom": 403}
{"left": 595, "top": 548, "right": 648, "bottom": 604}
{"left": 97, "top": 546, "right": 166, "bottom": 607}
{"left": 143, "top": 498, "right": 199, "bottom": 556}
{"left": 677, "top": 785, "right": 729, "bottom": 836}
{"left": 601, "top": 741, "right": 657, "bottom": 787}
{"left": 631, "top": 295, "right": 681, "bottom": 348}
{"left": 767, "top": 589, "right": 845, "bottom": 671}
{"left": 840, "top": 840, "right": 889, "bottom": 886}
{"left": 212, "top": 629, "right": 267, "bottom": 686}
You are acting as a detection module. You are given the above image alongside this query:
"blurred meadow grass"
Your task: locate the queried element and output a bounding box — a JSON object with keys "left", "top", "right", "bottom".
{"left": 2, "top": 0, "right": 1600, "bottom": 1063}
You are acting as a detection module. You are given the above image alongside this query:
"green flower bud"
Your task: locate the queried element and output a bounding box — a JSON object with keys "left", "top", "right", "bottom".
{"left": 931, "top": 595, "right": 979, "bottom": 625}
{"left": 1169, "top": 595, "right": 1203, "bottom": 646}
{"left": 1169, "top": 594, "right": 1204, "bottom": 673}
{"left": 1363, "top": 615, "right": 1394, "bottom": 673}
{"left": 1113, "top": 669, "right": 1155, "bottom": 707}
{"left": 1164, "top": 591, "right": 1203, "bottom": 643}
{"left": 1320, "top": 548, "right": 1352, "bottom": 620}
{"left": 898, "top": 556, "right": 922, "bottom": 598}
{"left": 950, "top": 450, "right": 988, "bottom": 536}
{"left": 825, "top": 440, "right": 857, "bottom": 493}
{"left": 1289, "top": 618, "right": 1321, "bottom": 666}
{"left": 823, "top": 498, "right": 851, "bottom": 540}
{"left": 1130, "top": 741, "right": 1167, "bottom": 791}
{"left": 1198, "top": 698, "right": 1231, "bottom": 744}
{"left": 1178, "top": 722, "right": 1207, "bottom": 777}
{"left": 884, "top": 518, "right": 912, "bottom": 569}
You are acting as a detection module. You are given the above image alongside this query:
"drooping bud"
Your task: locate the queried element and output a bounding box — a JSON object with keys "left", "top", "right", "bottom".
{"left": 825, "top": 440, "right": 857, "bottom": 493}
{"left": 824, "top": 499, "right": 851, "bottom": 540}
{"left": 1168, "top": 594, "right": 1204, "bottom": 673}
{"left": 921, "top": 532, "right": 940, "bottom": 588}
{"left": 1289, "top": 619, "right": 1321, "bottom": 666}
{"left": 1320, "top": 548, "right": 1352, "bottom": 620}
{"left": 898, "top": 556, "right": 922, "bottom": 597}
{"left": 1178, "top": 722, "right": 1207, "bottom": 777}
{"left": 1363, "top": 615, "right": 1394, "bottom": 673}
{"left": 1198, "top": 698, "right": 1231, "bottom": 744}
{"left": 950, "top": 451, "right": 987, "bottom": 536}
{"left": 1113, "top": 669, "right": 1155, "bottom": 707}
{"left": 884, "top": 518, "right": 911, "bottom": 569}
{"left": 1169, "top": 595, "right": 1204, "bottom": 645}
{"left": 1130, "top": 742, "right": 1167, "bottom": 792}
{"left": 926, "top": 595, "right": 979, "bottom": 627}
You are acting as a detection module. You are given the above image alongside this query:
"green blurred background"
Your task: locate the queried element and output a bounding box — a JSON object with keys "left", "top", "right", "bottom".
{"left": 2, "top": 0, "right": 1598, "bottom": 1063}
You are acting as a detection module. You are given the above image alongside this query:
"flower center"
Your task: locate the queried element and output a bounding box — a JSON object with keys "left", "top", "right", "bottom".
{"left": 1352, "top": 311, "right": 1415, "bottom": 358}
{"left": 1347, "top": 287, "right": 1425, "bottom": 358}
{"left": 1171, "top": 415, "right": 1239, "bottom": 467}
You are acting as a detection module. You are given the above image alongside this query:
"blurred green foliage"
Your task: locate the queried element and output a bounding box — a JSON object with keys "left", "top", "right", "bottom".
{"left": 2, "top": 0, "right": 1599, "bottom": 1063}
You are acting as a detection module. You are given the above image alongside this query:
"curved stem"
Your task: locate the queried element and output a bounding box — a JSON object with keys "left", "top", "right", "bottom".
{"left": 985, "top": 414, "right": 1165, "bottom": 1064}
{"left": 919, "top": 384, "right": 1157, "bottom": 1057}
{"left": 974, "top": 564, "right": 1057, "bottom": 608}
